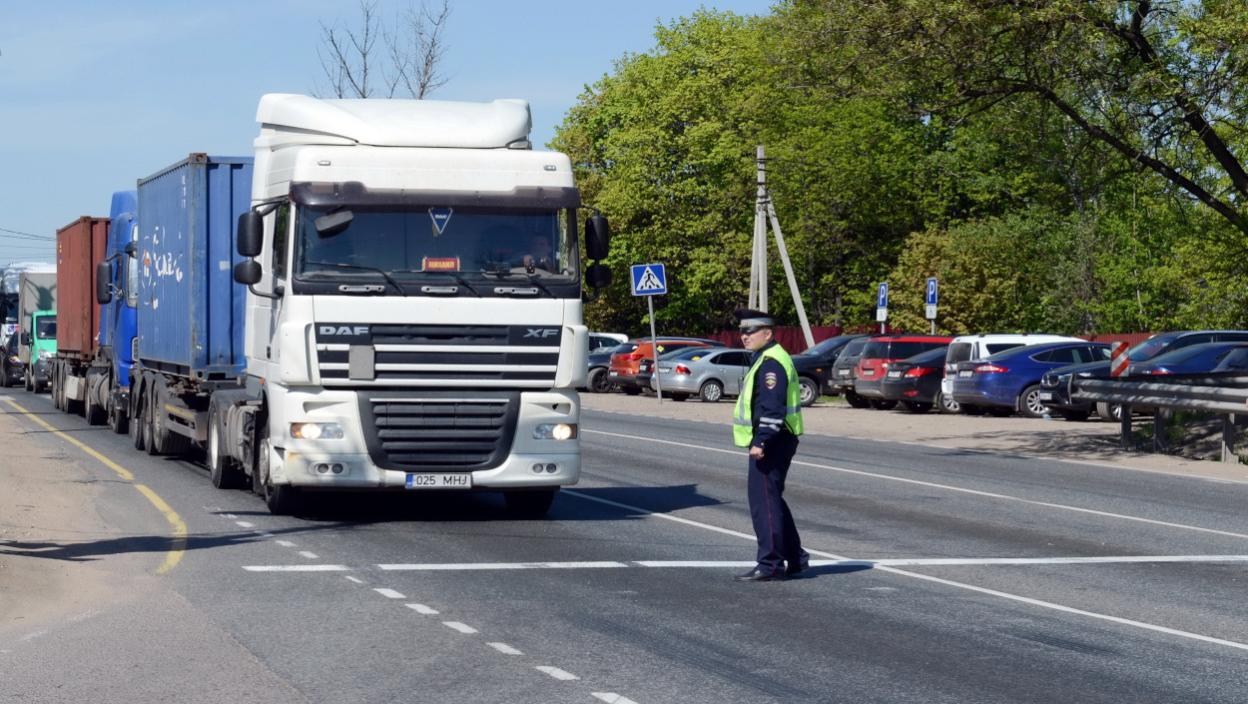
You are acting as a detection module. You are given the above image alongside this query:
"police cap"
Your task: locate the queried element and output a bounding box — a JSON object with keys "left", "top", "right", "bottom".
{"left": 734, "top": 308, "right": 775, "bottom": 331}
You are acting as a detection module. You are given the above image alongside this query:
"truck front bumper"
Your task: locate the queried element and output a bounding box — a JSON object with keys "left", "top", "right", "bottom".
{"left": 267, "top": 386, "right": 581, "bottom": 491}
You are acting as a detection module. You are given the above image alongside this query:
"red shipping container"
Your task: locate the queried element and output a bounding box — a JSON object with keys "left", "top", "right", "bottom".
{"left": 55, "top": 216, "right": 109, "bottom": 360}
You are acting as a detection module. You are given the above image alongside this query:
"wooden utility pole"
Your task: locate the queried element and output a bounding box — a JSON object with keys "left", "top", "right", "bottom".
{"left": 747, "top": 145, "right": 815, "bottom": 349}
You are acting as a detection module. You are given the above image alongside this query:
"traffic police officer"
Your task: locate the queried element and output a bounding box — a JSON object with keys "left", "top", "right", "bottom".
{"left": 732, "top": 309, "right": 808, "bottom": 582}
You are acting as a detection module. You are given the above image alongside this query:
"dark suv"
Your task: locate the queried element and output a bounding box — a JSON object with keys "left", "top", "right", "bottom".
{"left": 829, "top": 336, "right": 871, "bottom": 407}
{"left": 1041, "top": 330, "right": 1248, "bottom": 421}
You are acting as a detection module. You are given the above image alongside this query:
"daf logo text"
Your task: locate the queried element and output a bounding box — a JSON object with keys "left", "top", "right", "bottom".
{"left": 320, "top": 325, "right": 370, "bottom": 337}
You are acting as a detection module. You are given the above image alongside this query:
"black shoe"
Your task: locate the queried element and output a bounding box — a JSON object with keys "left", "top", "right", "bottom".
{"left": 735, "top": 567, "right": 786, "bottom": 582}
{"left": 785, "top": 556, "right": 810, "bottom": 577}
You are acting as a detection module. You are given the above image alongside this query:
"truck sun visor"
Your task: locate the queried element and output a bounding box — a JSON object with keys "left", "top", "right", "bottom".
{"left": 289, "top": 182, "right": 581, "bottom": 210}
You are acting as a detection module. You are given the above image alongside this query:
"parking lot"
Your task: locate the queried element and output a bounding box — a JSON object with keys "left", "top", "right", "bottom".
{"left": 581, "top": 392, "right": 1248, "bottom": 484}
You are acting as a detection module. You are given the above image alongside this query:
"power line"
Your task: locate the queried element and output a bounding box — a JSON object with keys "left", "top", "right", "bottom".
{"left": 0, "top": 227, "right": 55, "bottom": 241}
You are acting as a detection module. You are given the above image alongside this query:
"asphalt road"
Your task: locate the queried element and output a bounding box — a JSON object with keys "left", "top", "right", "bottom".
{"left": 4, "top": 387, "right": 1248, "bottom": 703}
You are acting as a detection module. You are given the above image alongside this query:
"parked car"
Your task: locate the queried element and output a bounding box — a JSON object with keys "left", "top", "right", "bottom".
{"left": 1042, "top": 330, "right": 1248, "bottom": 421}
{"left": 648, "top": 346, "right": 751, "bottom": 402}
{"left": 589, "top": 332, "right": 628, "bottom": 352}
{"left": 854, "top": 335, "right": 952, "bottom": 409}
{"left": 792, "top": 334, "right": 867, "bottom": 406}
{"left": 879, "top": 346, "right": 949, "bottom": 413}
{"left": 0, "top": 333, "right": 23, "bottom": 387}
{"left": 952, "top": 341, "right": 1111, "bottom": 418}
{"left": 1126, "top": 342, "right": 1248, "bottom": 376}
{"left": 1213, "top": 347, "right": 1248, "bottom": 373}
{"left": 609, "top": 337, "right": 717, "bottom": 395}
{"left": 586, "top": 344, "right": 621, "bottom": 393}
{"left": 941, "top": 334, "right": 1083, "bottom": 413}
{"left": 829, "top": 336, "right": 871, "bottom": 407}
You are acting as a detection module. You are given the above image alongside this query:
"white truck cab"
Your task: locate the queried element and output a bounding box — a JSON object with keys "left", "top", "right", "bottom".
{"left": 218, "top": 94, "right": 611, "bottom": 515}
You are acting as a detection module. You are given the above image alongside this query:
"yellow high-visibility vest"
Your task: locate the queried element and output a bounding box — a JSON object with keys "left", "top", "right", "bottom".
{"left": 733, "top": 344, "right": 803, "bottom": 447}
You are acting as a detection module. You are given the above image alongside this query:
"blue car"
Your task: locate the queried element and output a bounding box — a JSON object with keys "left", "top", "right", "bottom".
{"left": 951, "top": 341, "right": 1111, "bottom": 418}
{"left": 1126, "top": 341, "right": 1248, "bottom": 376}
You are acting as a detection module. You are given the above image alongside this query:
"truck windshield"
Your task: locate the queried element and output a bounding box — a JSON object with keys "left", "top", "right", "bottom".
{"left": 35, "top": 316, "right": 56, "bottom": 339}
{"left": 293, "top": 205, "right": 578, "bottom": 294}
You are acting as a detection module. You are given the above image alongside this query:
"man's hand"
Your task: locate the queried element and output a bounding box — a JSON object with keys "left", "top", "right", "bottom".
{"left": 749, "top": 445, "right": 764, "bottom": 459}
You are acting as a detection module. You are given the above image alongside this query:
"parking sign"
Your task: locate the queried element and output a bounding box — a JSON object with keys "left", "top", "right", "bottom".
{"left": 925, "top": 277, "right": 938, "bottom": 320}
{"left": 875, "top": 282, "right": 889, "bottom": 322}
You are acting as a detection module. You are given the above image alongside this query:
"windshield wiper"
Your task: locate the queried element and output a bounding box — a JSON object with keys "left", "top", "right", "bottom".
{"left": 303, "top": 261, "right": 406, "bottom": 295}
{"left": 392, "top": 269, "right": 482, "bottom": 298}
{"left": 481, "top": 266, "right": 554, "bottom": 296}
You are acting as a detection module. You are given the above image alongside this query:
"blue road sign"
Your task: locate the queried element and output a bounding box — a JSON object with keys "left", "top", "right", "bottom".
{"left": 877, "top": 282, "right": 889, "bottom": 309}
{"left": 630, "top": 263, "right": 667, "bottom": 296}
{"left": 926, "top": 277, "right": 939, "bottom": 306}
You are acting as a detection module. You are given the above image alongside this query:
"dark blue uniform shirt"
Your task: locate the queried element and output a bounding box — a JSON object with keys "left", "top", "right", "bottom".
{"left": 749, "top": 341, "right": 791, "bottom": 449}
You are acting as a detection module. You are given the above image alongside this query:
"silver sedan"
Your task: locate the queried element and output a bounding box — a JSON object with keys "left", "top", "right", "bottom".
{"left": 648, "top": 346, "right": 753, "bottom": 402}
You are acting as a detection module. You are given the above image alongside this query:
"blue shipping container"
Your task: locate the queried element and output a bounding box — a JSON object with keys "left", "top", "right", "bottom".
{"left": 136, "top": 154, "right": 253, "bottom": 381}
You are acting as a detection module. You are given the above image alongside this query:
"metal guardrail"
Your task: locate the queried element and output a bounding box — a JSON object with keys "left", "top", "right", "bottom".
{"left": 1071, "top": 374, "right": 1248, "bottom": 462}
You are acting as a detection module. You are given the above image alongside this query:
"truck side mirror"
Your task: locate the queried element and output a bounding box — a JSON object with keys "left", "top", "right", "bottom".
{"left": 585, "top": 215, "right": 611, "bottom": 261}
{"left": 237, "top": 211, "right": 264, "bottom": 258}
{"left": 586, "top": 263, "right": 611, "bottom": 290}
{"left": 124, "top": 242, "right": 137, "bottom": 257}
{"left": 234, "top": 259, "right": 262, "bottom": 285}
{"left": 20, "top": 332, "right": 30, "bottom": 346}
{"left": 96, "top": 261, "right": 113, "bottom": 304}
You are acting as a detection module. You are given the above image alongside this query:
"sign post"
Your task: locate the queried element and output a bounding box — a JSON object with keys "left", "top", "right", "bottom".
{"left": 875, "top": 282, "right": 889, "bottom": 334}
{"left": 925, "top": 277, "right": 939, "bottom": 335}
{"left": 631, "top": 263, "right": 668, "bottom": 404}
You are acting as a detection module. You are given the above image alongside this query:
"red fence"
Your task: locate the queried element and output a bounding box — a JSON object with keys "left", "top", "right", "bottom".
{"left": 704, "top": 327, "right": 1156, "bottom": 354}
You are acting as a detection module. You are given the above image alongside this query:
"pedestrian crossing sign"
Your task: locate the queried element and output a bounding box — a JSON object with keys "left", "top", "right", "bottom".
{"left": 630, "top": 263, "right": 667, "bottom": 296}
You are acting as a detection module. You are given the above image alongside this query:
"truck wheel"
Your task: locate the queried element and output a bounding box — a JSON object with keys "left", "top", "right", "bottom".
{"left": 131, "top": 389, "right": 147, "bottom": 451}
{"left": 107, "top": 398, "right": 128, "bottom": 435}
{"left": 208, "top": 401, "right": 246, "bottom": 489}
{"left": 798, "top": 377, "right": 819, "bottom": 407}
{"left": 148, "top": 383, "right": 190, "bottom": 456}
{"left": 254, "top": 434, "right": 299, "bottom": 515}
{"left": 85, "top": 389, "right": 106, "bottom": 426}
{"left": 504, "top": 489, "right": 556, "bottom": 518}
{"left": 24, "top": 370, "right": 32, "bottom": 392}
{"left": 144, "top": 391, "right": 161, "bottom": 455}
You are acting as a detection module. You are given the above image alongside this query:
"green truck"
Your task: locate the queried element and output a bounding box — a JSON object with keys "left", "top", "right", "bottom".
{"left": 17, "top": 272, "right": 56, "bottom": 392}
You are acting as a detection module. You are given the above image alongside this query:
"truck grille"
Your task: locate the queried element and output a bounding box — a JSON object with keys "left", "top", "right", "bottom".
{"left": 316, "top": 323, "right": 561, "bottom": 387}
{"left": 358, "top": 391, "right": 519, "bottom": 471}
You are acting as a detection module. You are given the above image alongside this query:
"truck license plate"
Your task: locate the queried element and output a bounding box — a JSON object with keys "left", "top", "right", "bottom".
{"left": 405, "top": 473, "right": 472, "bottom": 489}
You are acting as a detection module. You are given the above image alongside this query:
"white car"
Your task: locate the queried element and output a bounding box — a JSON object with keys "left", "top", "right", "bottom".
{"left": 941, "top": 334, "right": 1084, "bottom": 412}
{"left": 589, "top": 332, "right": 628, "bottom": 352}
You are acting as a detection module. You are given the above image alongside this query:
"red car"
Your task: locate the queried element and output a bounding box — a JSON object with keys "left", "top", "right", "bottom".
{"left": 853, "top": 335, "right": 953, "bottom": 409}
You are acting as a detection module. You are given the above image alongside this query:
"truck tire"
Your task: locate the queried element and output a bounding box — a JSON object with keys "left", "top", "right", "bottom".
{"left": 85, "top": 388, "right": 106, "bottom": 426}
{"left": 504, "top": 489, "right": 557, "bottom": 518}
{"left": 254, "top": 432, "right": 300, "bottom": 515}
{"left": 208, "top": 399, "right": 246, "bottom": 489}
{"left": 107, "top": 397, "right": 128, "bottom": 435}
{"left": 131, "top": 387, "right": 147, "bottom": 451}
{"left": 24, "top": 370, "right": 32, "bottom": 392}
{"left": 148, "top": 382, "right": 191, "bottom": 456}
{"left": 143, "top": 390, "right": 161, "bottom": 455}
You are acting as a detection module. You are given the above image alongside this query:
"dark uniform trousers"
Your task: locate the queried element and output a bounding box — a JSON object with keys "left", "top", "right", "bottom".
{"left": 747, "top": 430, "right": 802, "bottom": 574}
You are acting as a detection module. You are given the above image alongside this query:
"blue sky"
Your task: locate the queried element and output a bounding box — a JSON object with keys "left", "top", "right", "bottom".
{"left": 0, "top": 0, "right": 772, "bottom": 265}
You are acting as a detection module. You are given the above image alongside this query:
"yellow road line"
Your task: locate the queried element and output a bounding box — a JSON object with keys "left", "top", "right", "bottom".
{"left": 3, "top": 397, "right": 187, "bottom": 574}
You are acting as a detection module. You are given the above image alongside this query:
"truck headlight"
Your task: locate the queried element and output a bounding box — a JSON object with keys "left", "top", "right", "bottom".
{"left": 290, "top": 422, "right": 344, "bottom": 440}
{"left": 533, "top": 423, "right": 576, "bottom": 440}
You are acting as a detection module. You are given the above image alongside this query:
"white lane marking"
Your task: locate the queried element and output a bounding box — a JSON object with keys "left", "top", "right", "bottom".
{"left": 345, "top": 576, "right": 365, "bottom": 584}
{"left": 243, "top": 565, "right": 350, "bottom": 572}
{"left": 223, "top": 513, "right": 237, "bottom": 519}
{"left": 276, "top": 540, "right": 296, "bottom": 548}
{"left": 535, "top": 666, "right": 579, "bottom": 681}
{"left": 235, "top": 520, "right": 255, "bottom": 529}
{"left": 877, "top": 564, "right": 1248, "bottom": 652}
{"left": 406, "top": 603, "right": 439, "bottom": 615}
{"left": 565, "top": 488, "right": 1248, "bottom": 652}
{"left": 443, "top": 621, "right": 478, "bottom": 634}
{"left": 583, "top": 429, "right": 1248, "bottom": 541}
{"left": 374, "top": 588, "right": 405, "bottom": 599}
{"left": 593, "top": 694, "right": 639, "bottom": 704}
{"left": 488, "top": 642, "right": 522, "bottom": 655}
{"left": 298, "top": 551, "right": 319, "bottom": 559}
{"left": 640, "top": 556, "right": 1248, "bottom": 568}
{"left": 379, "top": 561, "right": 628, "bottom": 571}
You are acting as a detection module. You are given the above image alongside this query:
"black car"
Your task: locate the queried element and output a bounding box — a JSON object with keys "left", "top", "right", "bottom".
{"left": 829, "top": 336, "right": 871, "bottom": 407}
{"left": 586, "top": 346, "right": 618, "bottom": 393}
{"left": 1041, "top": 330, "right": 1248, "bottom": 421}
{"left": 791, "top": 334, "right": 867, "bottom": 406}
{"left": 879, "top": 347, "right": 948, "bottom": 413}
{"left": 0, "top": 334, "right": 24, "bottom": 388}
